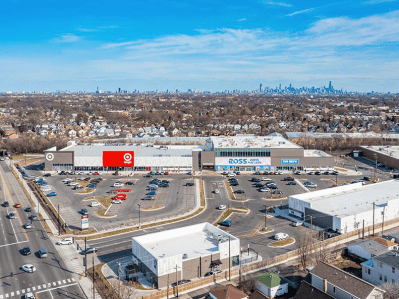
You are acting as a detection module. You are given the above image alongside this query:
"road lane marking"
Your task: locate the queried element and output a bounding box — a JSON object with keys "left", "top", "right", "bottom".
{"left": 52, "top": 282, "right": 56, "bottom": 286}
{"left": 16, "top": 291, "right": 19, "bottom": 295}
{"left": 62, "top": 280, "right": 66, "bottom": 284}
{"left": 0, "top": 240, "right": 28, "bottom": 248}
{"left": 27, "top": 288, "right": 30, "bottom": 292}
{"left": 32, "top": 287, "right": 36, "bottom": 291}
{"left": 57, "top": 281, "right": 61, "bottom": 285}
{"left": 71, "top": 278, "right": 75, "bottom": 282}
{"left": 22, "top": 290, "right": 25, "bottom": 294}
{"left": 10, "top": 293, "right": 14, "bottom": 297}
{"left": 67, "top": 279, "right": 71, "bottom": 283}
{"left": 37, "top": 286, "right": 41, "bottom": 290}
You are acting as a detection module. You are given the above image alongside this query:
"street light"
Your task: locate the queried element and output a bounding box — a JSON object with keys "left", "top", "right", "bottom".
{"left": 263, "top": 205, "right": 268, "bottom": 229}
{"left": 374, "top": 154, "right": 378, "bottom": 180}
{"left": 138, "top": 204, "right": 141, "bottom": 228}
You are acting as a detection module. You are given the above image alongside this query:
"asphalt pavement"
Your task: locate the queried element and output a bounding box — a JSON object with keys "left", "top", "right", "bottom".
{"left": 0, "top": 162, "right": 84, "bottom": 299}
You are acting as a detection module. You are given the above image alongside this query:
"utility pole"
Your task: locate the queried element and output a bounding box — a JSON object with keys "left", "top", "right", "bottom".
{"left": 310, "top": 216, "right": 313, "bottom": 230}
{"left": 175, "top": 264, "right": 179, "bottom": 297}
{"left": 118, "top": 262, "right": 122, "bottom": 299}
{"left": 85, "top": 237, "right": 87, "bottom": 277}
{"left": 382, "top": 206, "right": 386, "bottom": 236}
{"left": 138, "top": 204, "right": 141, "bottom": 228}
{"left": 167, "top": 274, "right": 169, "bottom": 299}
{"left": 263, "top": 205, "right": 267, "bottom": 228}
{"left": 373, "top": 202, "right": 376, "bottom": 236}
{"left": 58, "top": 204, "right": 61, "bottom": 235}
{"left": 363, "top": 220, "right": 365, "bottom": 239}
{"left": 228, "top": 236, "right": 231, "bottom": 281}
{"left": 92, "top": 257, "right": 95, "bottom": 299}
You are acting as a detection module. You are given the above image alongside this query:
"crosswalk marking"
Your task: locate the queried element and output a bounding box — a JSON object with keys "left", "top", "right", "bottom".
{"left": 0, "top": 277, "right": 76, "bottom": 298}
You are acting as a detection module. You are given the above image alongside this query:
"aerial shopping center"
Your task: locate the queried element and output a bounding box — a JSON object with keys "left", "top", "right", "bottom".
{"left": 43, "top": 133, "right": 334, "bottom": 173}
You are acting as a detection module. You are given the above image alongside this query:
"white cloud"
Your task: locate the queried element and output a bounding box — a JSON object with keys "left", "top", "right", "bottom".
{"left": 364, "top": 0, "right": 397, "bottom": 4}
{"left": 54, "top": 34, "right": 82, "bottom": 43}
{"left": 285, "top": 8, "right": 314, "bottom": 17}
{"left": 263, "top": 1, "right": 292, "bottom": 7}
{"left": 238, "top": 18, "right": 247, "bottom": 22}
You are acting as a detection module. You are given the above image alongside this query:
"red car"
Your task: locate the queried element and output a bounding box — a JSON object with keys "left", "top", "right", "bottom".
{"left": 164, "top": 171, "right": 169, "bottom": 175}
{"left": 93, "top": 172, "right": 99, "bottom": 175}
{"left": 15, "top": 203, "right": 21, "bottom": 208}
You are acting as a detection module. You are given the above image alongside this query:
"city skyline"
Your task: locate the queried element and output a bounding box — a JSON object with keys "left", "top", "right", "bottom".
{"left": 2, "top": 0, "right": 399, "bottom": 93}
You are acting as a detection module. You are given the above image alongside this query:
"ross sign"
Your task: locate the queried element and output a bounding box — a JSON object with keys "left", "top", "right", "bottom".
{"left": 103, "top": 151, "right": 134, "bottom": 167}
{"left": 45, "top": 153, "right": 54, "bottom": 161}
{"left": 81, "top": 216, "right": 89, "bottom": 230}
{"left": 281, "top": 159, "right": 299, "bottom": 165}
{"left": 228, "top": 158, "right": 263, "bottom": 165}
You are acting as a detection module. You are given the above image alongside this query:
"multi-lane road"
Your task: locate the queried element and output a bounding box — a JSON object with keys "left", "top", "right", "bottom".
{"left": 0, "top": 162, "right": 85, "bottom": 299}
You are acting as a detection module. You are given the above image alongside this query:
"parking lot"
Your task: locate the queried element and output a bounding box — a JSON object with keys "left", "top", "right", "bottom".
{"left": 40, "top": 173, "right": 197, "bottom": 231}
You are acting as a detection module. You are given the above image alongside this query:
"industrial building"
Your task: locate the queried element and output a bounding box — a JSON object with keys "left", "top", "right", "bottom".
{"left": 43, "top": 134, "right": 334, "bottom": 173}
{"left": 288, "top": 180, "right": 399, "bottom": 234}
{"left": 360, "top": 145, "right": 399, "bottom": 172}
{"left": 131, "top": 223, "right": 240, "bottom": 288}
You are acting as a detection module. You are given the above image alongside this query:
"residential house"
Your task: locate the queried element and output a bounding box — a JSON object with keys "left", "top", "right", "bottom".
{"left": 293, "top": 281, "right": 334, "bottom": 299}
{"left": 362, "top": 251, "right": 399, "bottom": 285}
{"left": 171, "top": 128, "right": 180, "bottom": 136}
{"left": 209, "top": 284, "right": 248, "bottom": 299}
{"left": 254, "top": 272, "right": 289, "bottom": 298}
{"left": 77, "top": 129, "right": 87, "bottom": 137}
{"left": 348, "top": 239, "right": 391, "bottom": 261}
{"left": 310, "top": 262, "right": 384, "bottom": 299}
{"left": 68, "top": 130, "right": 77, "bottom": 138}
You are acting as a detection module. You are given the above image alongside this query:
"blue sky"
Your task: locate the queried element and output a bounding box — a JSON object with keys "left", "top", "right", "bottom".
{"left": 1, "top": 0, "right": 399, "bottom": 92}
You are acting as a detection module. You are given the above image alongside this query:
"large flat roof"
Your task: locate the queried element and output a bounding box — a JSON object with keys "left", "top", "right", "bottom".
{"left": 291, "top": 180, "right": 399, "bottom": 218}
{"left": 211, "top": 134, "right": 301, "bottom": 149}
{"left": 60, "top": 143, "right": 201, "bottom": 157}
{"left": 133, "top": 223, "right": 237, "bottom": 260}
{"left": 361, "top": 145, "right": 399, "bottom": 160}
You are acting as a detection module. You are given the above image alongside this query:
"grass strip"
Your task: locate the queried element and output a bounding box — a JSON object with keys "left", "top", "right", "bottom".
{"left": 269, "top": 237, "right": 295, "bottom": 247}
{"left": 259, "top": 227, "right": 273, "bottom": 233}
{"left": 213, "top": 207, "right": 249, "bottom": 226}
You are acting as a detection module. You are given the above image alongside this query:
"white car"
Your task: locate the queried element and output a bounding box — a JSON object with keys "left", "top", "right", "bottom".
{"left": 67, "top": 181, "right": 78, "bottom": 186}
{"left": 113, "top": 182, "right": 124, "bottom": 187}
{"left": 217, "top": 205, "right": 227, "bottom": 210}
{"left": 259, "top": 187, "right": 270, "bottom": 192}
{"left": 23, "top": 292, "right": 35, "bottom": 299}
{"left": 41, "top": 186, "right": 51, "bottom": 192}
{"left": 274, "top": 233, "right": 289, "bottom": 240}
{"left": 90, "top": 201, "right": 101, "bottom": 207}
{"left": 214, "top": 189, "right": 220, "bottom": 194}
{"left": 58, "top": 238, "right": 73, "bottom": 245}
{"left": 62, "top": 178, "right": 72, "bottom": 183}
{"left": 21, "top": 264, "right": 36, "bottom": 273}
{"left": 261, "top": 177, "right": 272, "bottom": 181}
{"left": 112, "top": 200, "right": 122, "bottom": 204}
{"left": 76, "top": 171, "right": 83, "bottom": 175}
{"left": 227, "top": 173, "right": 236, "bottom": 177}
{"left": 291, "top": 221, "right": 303, "bottom": 227}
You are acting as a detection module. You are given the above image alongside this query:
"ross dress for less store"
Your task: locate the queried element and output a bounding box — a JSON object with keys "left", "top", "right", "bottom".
{"left": 44, "top": 134, "right": 334, "bottom": 173}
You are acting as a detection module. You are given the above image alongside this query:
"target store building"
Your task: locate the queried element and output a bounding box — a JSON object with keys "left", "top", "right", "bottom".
{"left": 44, "top": 140, "right": 200, "bottom": 173}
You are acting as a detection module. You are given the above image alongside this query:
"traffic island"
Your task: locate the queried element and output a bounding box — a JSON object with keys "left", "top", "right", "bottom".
{"left": 224, "top": 180, "right": 247, "bottom": 201}
{"left": 258, "top": 227, "right": 274, "bottom": 234}
{"left": 213, "top": 207, "right": 249, "bottom": 226}
{"left": 141, "top": 206, "right": 165, "bottom": 211}
{"left": 268, "top": 237, "right": 295, "bottom": 247}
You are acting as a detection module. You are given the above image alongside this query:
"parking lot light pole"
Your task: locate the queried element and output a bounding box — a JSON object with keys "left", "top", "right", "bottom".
{"left": 138, "top": 204, "right": 141, "bottom": 228}
{"left": 374, "top": 154, "right": 378, "bottom": 180}
{"left": 263, "top": 205, "right": 267, "bottom": 228}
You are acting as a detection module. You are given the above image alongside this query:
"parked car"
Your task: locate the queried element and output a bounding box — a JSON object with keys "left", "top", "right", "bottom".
{"left": 217, "top": 205, "right": 227, "bottom": 210}
{"left": 254, "top": 171, "right": 261, "bottom": 175}
{"left": 227, "top": 173, "right": 236, "bottom": 177}
{"left": 142, "top": 196, "right": 154, "bottom": 200}
{"left": 186, "top": 182, "right": 194, "bottom": 186}
{"left": 112, "top": 182, "right": 124, "bottom": 187}
{"left": 287, "top": 181, "right": 297, "bottom": 185}
{"left": 259, "top": 187, "right": 270, "bottom": 192}
{"left": 46, "top": 192, "right": 57, "bottom": 197}
{"left": 274, "top": 233, "right": 289, "bottom": 240}
{"left": 204, "top": 269, "right": 223, "bottom": 277}
{"left": 261, "top": 177, "right": 272, "bottom": 181}
{"left": 125, "top": 181, "right": 135, "bottom": 185}
{"left": 308, "top": 171, "right": 314, "bottom": 175}
{"left": 81, "top": 247, "right": 97, "bottom": 255}
{"left": 294, "top": 171, "right": 301, "bottom": 175}
{"left": 283, "top": 177, "right": 294, "bottom": 181}
{"left": 272, "top": 190, "right": 283, "bottom": 194}
{"left": 214, "top": 189, "right": 220, "bottom": 194}
{"left": 87, "top": 184, "right": 97, "bottom": 188}
{"left": 23, "top": 293, "right": 35, "bottom": 299}
{"left": 90, "top": 201, "right": 101, "bottom": 207}
{"left": 44, "top": 173, "right": 52, "bottom": 177}
{"left": 58, "top": 237, "right": 73, "bottom": 245}
{"left": 291, "top": 221, "right": 303, "bottom": 227}
{"left": 112, "top": 200, "right": 122, "bottom": 204}
{"left": 363, "top": 176, "right": 371, "bottom": 181}
{"left": 80, "top": 208, "right": 89, "bottom": 215}
{"left": 315, "top": 171, "right": 321, "bottom": 175}
{"left": 171, "top": 279, "right": 191, "bottom": 287}
{"left": 234, "top": 190, "right": 245, "bottom": 194}
{"left": 219, "top": 220, "right": 232, "bottom": 227}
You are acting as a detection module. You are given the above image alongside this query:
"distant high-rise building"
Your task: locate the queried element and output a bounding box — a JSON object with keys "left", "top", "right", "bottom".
{"left": 260, "top": 83, "right": 262, "bottom": 92}
{"left": 329, "top": 81, "right": 332, "bottom": 90}
{"left": 118, "top": 87, "right": 121, "bottom": 93}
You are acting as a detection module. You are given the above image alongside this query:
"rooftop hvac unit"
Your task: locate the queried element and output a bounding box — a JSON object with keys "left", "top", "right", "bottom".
{"left": 182, "top": 253, "right": 188, "bottom": 259}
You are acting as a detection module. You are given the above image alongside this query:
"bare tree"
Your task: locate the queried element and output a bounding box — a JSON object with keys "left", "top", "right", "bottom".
{"left": 379, "top": 283, "right": 399, "bottom": 299}
{"left": 297, "top": 230, "right": 318, "bottom": 269}
{"left": 109, "top": 279, "right": 138, "bottom": 299}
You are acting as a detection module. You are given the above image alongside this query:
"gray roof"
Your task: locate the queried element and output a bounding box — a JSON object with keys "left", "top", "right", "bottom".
{"left": 294, "top": 281, "right": 334, "bottom": 299}
{"left": 348, "top": 239, "right": 390, "bottom": 257}
{"left": 311, "top": 262, "right": 378, "bottom": 299}
{"left": 374, "top": 252, "right": 399, "bottom": 268}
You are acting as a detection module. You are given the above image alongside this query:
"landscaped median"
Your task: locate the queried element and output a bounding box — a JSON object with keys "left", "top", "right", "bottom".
{"left": 84, "top": 196, "right": 116, "bottom": 217}
{"left": 224, "top": 179, "right": 247, "bottom": 201}
{"left": 268, "top": 237, "right": 295, "bottom": 247}
{"left": 213, "top": 206, "right": 249, "bottom": 226}
{"left": 258, "top": 227, "right": 274, "bottom": 234}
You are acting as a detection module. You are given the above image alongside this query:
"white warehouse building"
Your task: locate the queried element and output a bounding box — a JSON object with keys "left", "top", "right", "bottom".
{"left": 289, "top": 180, "right": 399, "bottom": 234}
{"left": 132, "top": 223, "right": 240, "bottom": 288}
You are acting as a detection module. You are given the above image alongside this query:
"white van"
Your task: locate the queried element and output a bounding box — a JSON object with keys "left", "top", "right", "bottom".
{"left": 274, "top": 233, "right": 289, "bottom": 240}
